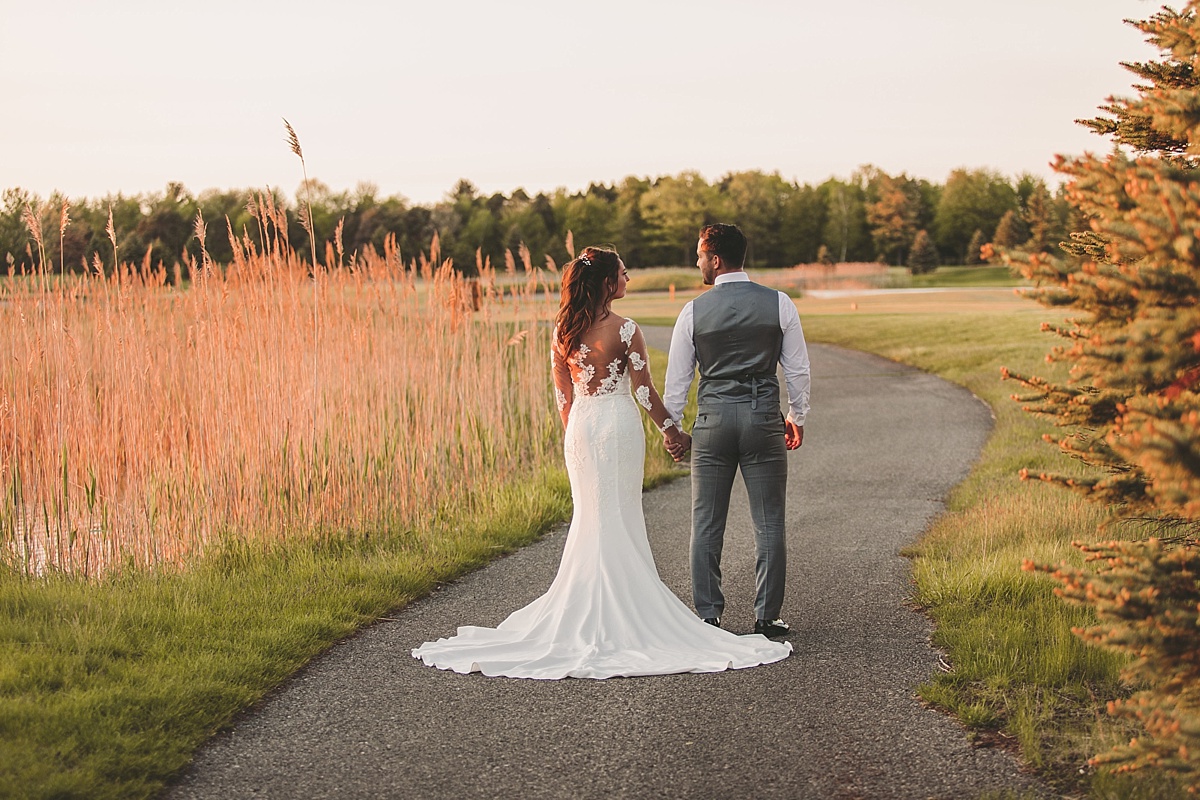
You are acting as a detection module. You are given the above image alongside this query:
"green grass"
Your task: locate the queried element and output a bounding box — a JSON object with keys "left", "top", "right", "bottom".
{"left": 0, "top": 475, "right": 571, "bottom": 799}
{"left": 628, "top": 263, "right": 1022, "bottom": 294}
{"left": 0, "top": 352, "right": 684, "bottom": 799}
{"left": 800, "top": 309, "right": 1172, "bottom": 798}
{"left": 904, "top": 264, "right": 1022, "bottom": 288}
{"left": 627, "top": 268, "right": 705, "bottom": 293}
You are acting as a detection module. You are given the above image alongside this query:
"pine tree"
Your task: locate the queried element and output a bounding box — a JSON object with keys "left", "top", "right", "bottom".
{"left": 1022, "top": 181, "right": 1056, "bottom": 253}
{"left": 994, "top": 3, "right": 1200, "bottom": 788}
{"left": 965, "top": 229, "right": 986, "bottom": 265}
{"left": 907, "top": 229, "right": 938, "bottom": 274}
{"left": 991, "top": 209, "right": 1028, "bottom": 249}
{"left": 999, "top": 4, "right": 1200, "bottom": 521}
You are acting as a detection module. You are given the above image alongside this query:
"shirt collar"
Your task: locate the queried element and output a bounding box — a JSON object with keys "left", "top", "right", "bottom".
{"left": 714, "top": 271, "right": 750, "bottom": 286}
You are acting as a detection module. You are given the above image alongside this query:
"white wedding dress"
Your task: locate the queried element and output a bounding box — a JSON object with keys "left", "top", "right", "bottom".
{"left": 412, "top": 317, "right": 791, "bottom": 679}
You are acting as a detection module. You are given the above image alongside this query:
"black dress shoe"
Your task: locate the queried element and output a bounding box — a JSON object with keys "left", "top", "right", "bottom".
{"left": 702, "top": 617, "right": 721, "bottom": 628}
{"left": 754, "top": 618, "right": 790, "bottom": 638}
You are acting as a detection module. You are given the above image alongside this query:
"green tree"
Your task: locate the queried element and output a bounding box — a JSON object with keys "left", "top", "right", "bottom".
{"left": 197, "top": 189, "right": 257, "bottom": 267}
{"left": 719, "top": 170, "right": 794, "bottom": 267}
{"left": 780, "top": 183, "right": 827, "bottom": 264}
{"left": 819, "top": 177, "right": 871, "bottom": 262}
{"left": 639, "top": 171, "right": 719, "bottom": 266}
{"left": 1, "top": 188, "right": 38, "bottom": 271}
{"left": 554, "top": 185, "right": 617, "bottom": 257}
{"left": 136, "top": 183, "right": 197, "bottom": 269}
{"left": 935, "top": 168, "right": 1018, "bottom": 263}
{"left": 611, "top": 176, "right": 650, "bottom": 267}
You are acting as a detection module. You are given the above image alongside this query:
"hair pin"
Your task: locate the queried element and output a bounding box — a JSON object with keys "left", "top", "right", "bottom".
{"left": 579, "top": 254, "right": 592, "bottom": 266}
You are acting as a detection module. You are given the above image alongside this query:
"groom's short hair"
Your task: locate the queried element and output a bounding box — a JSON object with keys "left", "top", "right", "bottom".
{"left": 699, "top": 223, "right": 747, "bottom": 268}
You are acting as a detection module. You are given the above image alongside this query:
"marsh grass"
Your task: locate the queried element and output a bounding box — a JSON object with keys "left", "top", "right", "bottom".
{"left": 1, "top": 202, "right": 565, "bottom": 576}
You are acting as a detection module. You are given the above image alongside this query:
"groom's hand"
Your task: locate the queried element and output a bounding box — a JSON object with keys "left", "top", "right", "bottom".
{"left": 785, "top": 420, "right": 804, "bottom": 450}
{"left": 664, "top": 429, "right": 691, "bottom": 462}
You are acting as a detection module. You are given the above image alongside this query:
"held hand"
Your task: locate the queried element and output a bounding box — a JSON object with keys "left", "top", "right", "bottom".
{"left": 784, "top": 420, "right": 804, "bottom": 450}
{"left": 663, "top": 428, "right": 691, "bottom": 462}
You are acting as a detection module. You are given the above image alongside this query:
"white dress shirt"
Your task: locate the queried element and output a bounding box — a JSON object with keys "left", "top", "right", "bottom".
{"left": 663, "top": 272, "right": 811, "bottom": 426}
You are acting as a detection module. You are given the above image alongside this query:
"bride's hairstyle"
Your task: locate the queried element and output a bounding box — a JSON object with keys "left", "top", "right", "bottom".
{"left": 554, "top": 246, "right": 621, "bottom": 356}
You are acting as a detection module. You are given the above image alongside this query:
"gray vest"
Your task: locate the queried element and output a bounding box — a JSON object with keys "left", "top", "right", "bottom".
{"left": 693, "top": 280, "right": 783, "bottom": 409}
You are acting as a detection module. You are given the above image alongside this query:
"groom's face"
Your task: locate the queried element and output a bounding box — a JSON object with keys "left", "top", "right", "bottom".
{"left": 696, "top": 241, "right": 718, "bottom": 285}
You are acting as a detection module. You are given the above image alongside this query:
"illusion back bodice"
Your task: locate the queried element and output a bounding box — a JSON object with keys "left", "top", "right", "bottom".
{"left": 551, "top": 317, "right": 676, "bottom": 433}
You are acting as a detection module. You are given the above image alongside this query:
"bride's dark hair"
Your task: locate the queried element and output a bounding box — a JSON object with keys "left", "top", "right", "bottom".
{"left": 554, "top": 246, "right": 621, "bottom": 356}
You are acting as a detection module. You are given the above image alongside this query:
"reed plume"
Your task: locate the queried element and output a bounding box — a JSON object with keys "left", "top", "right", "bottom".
{"left": 59, "top": 199, "right": 70, "bottom": 276}
{"left": 105, "top": 206, "right": 117, "bottom": 276}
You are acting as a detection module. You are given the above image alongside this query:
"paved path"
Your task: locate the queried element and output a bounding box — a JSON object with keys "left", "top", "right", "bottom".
{"left": 168, "top": 333, "right": 1045, "bottom": 800}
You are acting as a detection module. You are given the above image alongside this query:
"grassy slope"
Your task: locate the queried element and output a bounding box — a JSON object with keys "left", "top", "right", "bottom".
{"left": 640, "top": 284, "right": 1173, "bottom": 796}
{"left": 0, "top": 477, "right": 569, "bottom": 799}
{"left": 0, "top": 353, "right": 683, "bottom": 799}
{"left": 797, "top": 302, "right": 1178, "bottom": 798}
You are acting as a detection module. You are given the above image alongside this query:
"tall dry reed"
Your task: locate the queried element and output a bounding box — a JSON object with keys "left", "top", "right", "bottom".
{"left": 0, "top": 200, "right": 560, "bottom": 575}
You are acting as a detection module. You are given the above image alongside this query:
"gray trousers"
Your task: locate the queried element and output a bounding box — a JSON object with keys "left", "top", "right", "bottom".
{"left": 690, "top": 401, "right": 789, "bottom": 621}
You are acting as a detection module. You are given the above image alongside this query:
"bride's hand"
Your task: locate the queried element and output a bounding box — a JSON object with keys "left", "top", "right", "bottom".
{"left": 664, "top": 428, "right": 691, "bottom": 462}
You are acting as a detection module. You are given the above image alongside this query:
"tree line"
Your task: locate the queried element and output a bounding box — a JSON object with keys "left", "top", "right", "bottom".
{"left": 2, "top": 165, "right": 1072, "bottom": 276}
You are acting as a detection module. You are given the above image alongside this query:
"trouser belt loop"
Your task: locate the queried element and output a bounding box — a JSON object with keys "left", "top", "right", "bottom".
{"left": 750, "top": 376, "right": 759, "bottom": 410}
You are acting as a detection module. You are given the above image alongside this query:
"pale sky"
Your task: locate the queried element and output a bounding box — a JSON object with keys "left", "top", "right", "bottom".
{"left": 1, "top": 0, "right": 1159, "bottom": 205}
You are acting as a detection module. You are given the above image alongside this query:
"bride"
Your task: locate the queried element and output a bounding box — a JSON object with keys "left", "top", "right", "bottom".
{"left": 412, "top": 246, "right": 791, "bottom": 679}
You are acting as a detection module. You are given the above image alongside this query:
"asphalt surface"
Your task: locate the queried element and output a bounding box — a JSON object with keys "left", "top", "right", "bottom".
{"left": 167, "top": 330, "right": 1046, "bottom": 800}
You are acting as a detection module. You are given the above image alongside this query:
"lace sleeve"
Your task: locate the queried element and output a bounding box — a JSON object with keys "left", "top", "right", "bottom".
{"left": 551, "top": 330, "right": 573, "bottom": 429}
{"left": 623, "top": 321, "right": 679, "bottom": 433}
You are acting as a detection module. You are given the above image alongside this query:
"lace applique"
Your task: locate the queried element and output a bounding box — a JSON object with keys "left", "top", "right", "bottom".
{"left": 555, "top": 386, "right": 567, "bottom": 411}
{"left": 660, "top": 418, "right": 678, "bottom": 432}
{"left": 598, "top": 358, "right": 623, "bottom": 394}
{"left": 564, "top": 434, "right": 587, "bottom": 474}
{"left": 629, "top": 351, "right": 646, "bottom": 371}
{"left": 568, "top": 347, "right": 595, "bottom": 393}
{"left": 619, "top": 319, "right": 636, "bottom": 346}
{"left": 635, "top": 385, "right": 653, "bottom": 412}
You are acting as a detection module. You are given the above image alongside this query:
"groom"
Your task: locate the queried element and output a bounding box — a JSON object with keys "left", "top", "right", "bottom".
{"left": 663, "top": 223, "right": 810, "bottom": 638}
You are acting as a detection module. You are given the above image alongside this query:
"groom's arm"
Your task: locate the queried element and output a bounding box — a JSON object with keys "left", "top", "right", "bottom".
{"left": 778, "top": 294, "right": 810, "bottom": 429}
{"left": 663, "top": 302, "right": 697, "bottom": 425}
